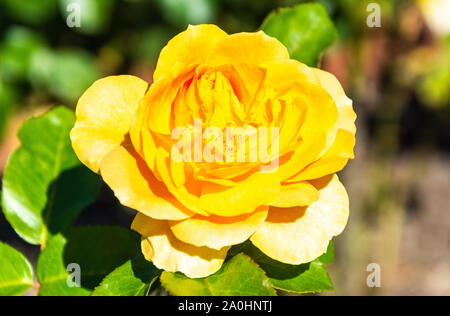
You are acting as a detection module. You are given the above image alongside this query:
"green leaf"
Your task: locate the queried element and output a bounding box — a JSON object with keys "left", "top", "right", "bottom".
{"left": 0, "top": 242, "right": 34, "bottom": 296}
{"left": 161, "top": 253, "right": 276, "bottom": 296}
{"left": 92, "top": 255, "right": 161, "bottom": 296}
{"left": 261, "top": 3, "right": 338, "bottom": 67}
{"left": 233, "top": 241, "right": 334, "bottom": 294}
{"left": 37, "top": 226, "right": 141, "bottom": 296}
{"left": 156, "top": 0, "right": 217, "bottom": 28}
{"left": 268, "top": 259, "right": 334, "bottom": 294}
{"left": 1, "top": 106, "right": 99, "bottom": 245}
{"left": 318, "top": 241, "right": 334, "bottom": 265}
{"left": 0, "top": 26, "right": 46, "bottom": 82}
{"left": 29, "top": 48, "right": 102, "bottom": 103}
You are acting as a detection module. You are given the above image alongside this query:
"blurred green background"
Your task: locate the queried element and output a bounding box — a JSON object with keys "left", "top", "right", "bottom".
{"left": 0, "top": 0, "right": 449, "bottom": 295}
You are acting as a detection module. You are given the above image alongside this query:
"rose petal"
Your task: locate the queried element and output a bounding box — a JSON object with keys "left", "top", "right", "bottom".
{"left": 70, "top": 75, "right": 148, "bottom": 173}
{"left": 292, "top": 82, "right": 339, "bottom": 153}
{"left": 262, "top": 59, "right": 320, "bottom": 87}
{"left": 156, "top": 147, "right": 211, "bottom": 216}
{"left": 206, "top": 31, "right": 290, "bottom": 66}
{"left": 168, "top": 206, "right": 268, "bottom": 250}
{"left": 144, "top": 63, "right": 195, "bottom": 135}
{"left": 154, "top": 24, "right": 228, "bottom": 81}
{"left": 313, "top": 68, "right": 356, "bottom": 134}
{"left": 287, "top": 129, "right": 355, "bottom": 182}
{"left": 275, "top": 132, "right": 326, "bottom": 181}
{"left": 268, "top": 181, "right": 319, "bottom": 207}
{"left": 199, "top": 172, "right": 281, "bottom": 217}
{"left": 250, "top": 175, "right": 349, "bottom": 264}
{"left": 132, "top": 213, "right": 229, "bottom": 278}
{"left": 100, "top": 144, "right": 195, "bottom": 220}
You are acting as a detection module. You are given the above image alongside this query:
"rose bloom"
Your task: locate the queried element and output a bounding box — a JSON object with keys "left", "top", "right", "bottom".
{"left": 71, "top": 25, "right": 356, "bottom": 278}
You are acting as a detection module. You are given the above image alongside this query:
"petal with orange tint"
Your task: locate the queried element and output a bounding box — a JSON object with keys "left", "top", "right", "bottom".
{"left": 199, "top": 172, "right": 281, "bottom": 217}
{"left": 170, "top": 159, "right": 189, "bottom": 188}
{"left": 293, "top": 82, "right": 339, "bottom": 152}
{"left": 250, "top": 175, "right": 349, "bottom": 265}
{"left": 100, "top": 144, "right": 195, "bottom": 220}
{"left": 287, "top": 129, "right": 355, "bottom": 182}
{"left": 276, "top": 97, "right": 307, "bottom": 152}
{"left": 229, "top": 63, "right": 267, "bottom": 111}
{"left": 154, "top": 24, "right": 228, "bottom": 81}
{"left": 168, "top": 206, "right": 268, "bottom": 250}
{"left": 268, "top": 181, "right": 319, "bottom": 207}
{"left": 195, "top": 63, "right": 268, "bottom": 120}
{"left": 132, "top": 213, "right": 229, "bottom": 278}
{"left": 145, "top": 63, "right": 195, "bottom": 135}
{"left": 313, "top": 68, "right": 356, "bottom": 134}
{"left": 129, "top": 101, "right": 158, "bottom": 170}
{"left": 196, "top": 162, "right": 257, "bottom": 180}
{"left": 276, "top": 132, "right": 327, "bottom": 181}
{"left": 206, "top": 31, "right": 290, "bottom": 66}
{"left": 156, "top": 148, "right": 210, "bottom": 216}
{"left": 70, "top": 75, "right": 148, "bottom": 173}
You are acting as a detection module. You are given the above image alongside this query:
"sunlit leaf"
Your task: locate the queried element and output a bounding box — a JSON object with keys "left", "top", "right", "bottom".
{"left": 1, "top": 107, "right": 99, "bottom": 245}
{"left": 261, "top": 2, "right": 338, "bottom": 66}
{"left": 0, "top": 242, "right": 34, "bottom": 296}
{"left": 92, "top": 255, "right": 161, "bottom": 296}
{"left": 230, "top": 241, "right": 334, "bottom": 294}
{"left": 37, "top": 226, "right": 141, "bottom": 296}
{"left": 318, "top": 241, "right": 334, "bottom": 265}
{"left": 161, "top": 253, "right": 276, "bottom": 296}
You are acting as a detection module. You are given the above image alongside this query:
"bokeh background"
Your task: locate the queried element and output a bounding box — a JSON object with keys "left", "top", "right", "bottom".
{"left": 0, "top": 0, "right": 449, "bottom": 296}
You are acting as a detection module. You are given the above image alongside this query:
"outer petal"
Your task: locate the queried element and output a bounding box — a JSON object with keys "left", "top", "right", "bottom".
{"left": 276, "top": 132, "right": 327, "bottom": 181}
{"left": 129, "top": 101, "right": 157, "bottom": 169}
{"left": 132, "top": 213, "right": 229, "bottom": 278}
{"left": 153, "top": 24, "right": 228, "bottom": 81}
{"left": 293, "top": 82, "right": 339, "bottom": 154}
{"left": 168, "top": 206, "right": 268, "bottom": 250}
{"left": 206, "top": 31, "right": 290, "bottom": 66}
{"left": 268, "top": 181, "right": 319, "bottom": 207}
{"left": 262, "top": 59, "right": 320, "bottom": 87}
{"left": 70, "top": 75, "right": 148, "bottom": 173}
{"left": 287, "top": 129, "right": 355, "bottom": 182}
{"left": 250, "top": 175, "right": 349, "bottom": 265}
{"left": 313, "top": 68, "right": 356, "bottom": 134}
{"left": 100, "top": 144, "right": 195, "bottom": 220}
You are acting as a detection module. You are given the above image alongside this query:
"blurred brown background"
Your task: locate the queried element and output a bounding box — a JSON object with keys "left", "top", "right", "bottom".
{"left": 0, "top": 0, "right": 449, "bottom": 295}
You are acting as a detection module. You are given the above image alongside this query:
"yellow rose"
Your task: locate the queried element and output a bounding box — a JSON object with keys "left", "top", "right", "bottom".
{"left": 71, "top": 24, "right": 356, "bottom": 278}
